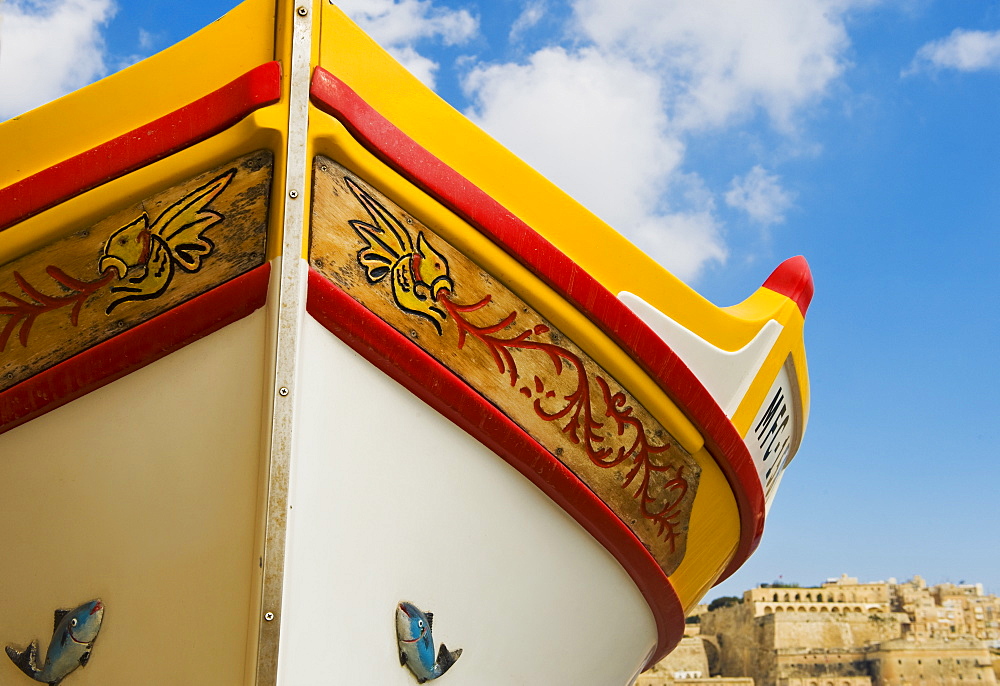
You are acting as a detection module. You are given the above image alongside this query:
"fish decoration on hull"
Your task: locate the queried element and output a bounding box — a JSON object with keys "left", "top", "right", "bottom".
{"left": 5, "top": 599, "right": 104, "bottom": 685}
{"left": 396, "top": 601, "right": 462, "bottom": 683}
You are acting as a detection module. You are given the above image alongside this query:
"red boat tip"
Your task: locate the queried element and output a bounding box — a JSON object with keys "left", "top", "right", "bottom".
{"left": 762, "top": 255, "right": 814, "bottom": 317}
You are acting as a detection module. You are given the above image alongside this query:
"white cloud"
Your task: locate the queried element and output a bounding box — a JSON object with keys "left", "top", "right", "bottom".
{"left": 725, "top": 166, "right": 795, "bottom": 226}
{"left": 464, "top": 48, "right": 683, "bottom": 224}
{"left": 463, "top": 46, "right": 724, "bottom": 280}
{"left": 0, "top": 0, "right": 115, "bottom": 120}
{"left": 906, "top": 28, "right": 1000, "bottom": 75}
{"left": 137, "top": 27, "right": 154, "bottom": 50}
{"left": 509, "top": 0, "right": 545, "bottom": 42}
{"left": 462, "top": 0, "right": 862, "bottom": 281}
{"left": 630, "top": 211, "right": 727, "bottom": 283}
{"left": 337, "top": 0, "right": 477, "bottom": 89}
{"left": 571, "top": 0, "right": 853, "bottom": 131}
{"left": 385, "top": 44, "right": 440, "bottom": 87}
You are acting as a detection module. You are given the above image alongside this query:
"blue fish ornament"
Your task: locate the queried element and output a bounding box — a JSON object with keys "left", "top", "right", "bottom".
{"left": 5, "top": 599, "right": 104, "bottom": 686}
{"left": 395, "top": 601, "right": 462, "bottom": 683}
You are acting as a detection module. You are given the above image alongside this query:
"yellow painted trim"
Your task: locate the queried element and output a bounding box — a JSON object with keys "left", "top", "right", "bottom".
{"left": 313, "top": 2, "right": 761, "bottom": 594}
{"left": 671, "top": 448, "right": 741, "bottom": 608}
{"left": 727, "top": 292, "right": 811, "bottom": 438}
{"left": 0, "top": 0, "right": 808, "bottom": 626}
{"left": 309, "top": 114, "right": 706, "bottom": 457}
{"left": 0, "top": 113, "right": 286, "bottom": 268}
{"left": 316, "top": 0, "right": 810, "bottom": 453}
{"left": 317, "top": 2, "right": 802, "bottom": 359}
{"left": 308, "top": 113, "right": 743, "bottom": 606}
{"left": 0, "top": 6, "right": 292, "bottom": 686}
{"left": 0, "top": 0, "right": 277, "bottom": 189}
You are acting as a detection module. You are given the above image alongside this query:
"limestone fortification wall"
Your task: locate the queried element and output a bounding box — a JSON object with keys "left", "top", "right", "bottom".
{"left": 869, "top": 638, "right": 997, "bottom": 686}
{"left": 637, "top": 677, "right": 754, "bottom": 686}
{"left": 692, "top": 578, "right": 1000, "bottom": 686}
{"left": 770, "top": 612, "right": 910, "bottom": 649}
{"left": 778, "top": 677, "right": 871, "bottom": 686}
{"left": 700, "top": 598, "right": 911, "bottom": 686}
{"left": 701, "top": 601, "right": 773, "bottom": 679}
{"left": 644, "top": 637, "right": 712, "bottom": 678}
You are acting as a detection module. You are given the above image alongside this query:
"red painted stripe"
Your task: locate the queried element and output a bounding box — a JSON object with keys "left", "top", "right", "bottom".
{"left": 0, "top": 62, "right": 282, "bottom": 232}
{"left": 306, "top": 269, "right": 684, "bottom": 666}
{"left": 309, "top": 68, "right": 765, "bottom": 583}
{"left": 0, "top": 263, "right": 271, "bottom": 435}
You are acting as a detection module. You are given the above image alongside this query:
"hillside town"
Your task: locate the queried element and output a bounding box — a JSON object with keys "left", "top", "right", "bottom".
{"left": 640, "top": 575, "right": 1000, "bottom": 686}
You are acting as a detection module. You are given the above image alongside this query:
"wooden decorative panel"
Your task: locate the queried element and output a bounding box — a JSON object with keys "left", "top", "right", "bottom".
{"left": 0, "top": 150, "right": 272, "bottom": 392}
{"left": 309, "top": 156, "right": 700, "bottom": 575}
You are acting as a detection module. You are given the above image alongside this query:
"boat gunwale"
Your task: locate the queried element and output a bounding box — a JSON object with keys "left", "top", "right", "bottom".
{"left": 308, "top": 66, "right": 766, "bottom": 584}
{"left": 306, "top": 267, "right": 685, "bottom": 666}
{"left": 0, "top": 53, "right": 769, "bottom": 592}
{"left": 0, "top": 62, "right": 282, "bottom": 234}
{"left": 0, "top": 46, "right": 794, "bottom": 670}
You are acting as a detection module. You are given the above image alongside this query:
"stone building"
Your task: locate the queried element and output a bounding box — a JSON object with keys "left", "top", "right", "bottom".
{"left": 638, "top": 678, "right": 754, "bottom": 686}
{"left": 745, "top": 575, "right": 892, "bottom": 617}
{"left": 686, "top": 575, "right": 1000, "bottom": 686}
{"left": 893, "top": 576, "right": 1000, "bottom": 641}
{"left": 635, "top": 636, "right": 754, "bottom": 686}
{"left": 700, "top": 595, "right": 906, "bottom": 685}
{"left": 642, "top": 637, "right": 712, "bottom": 681}
{"left": 779, "top": 678, "right": 871, "bottom": 686}
{"left": 932, "top": 583, "right": 1000, "bottom": 641}
{"left": 636, "top": 636, "right": 753, "bottom": 686}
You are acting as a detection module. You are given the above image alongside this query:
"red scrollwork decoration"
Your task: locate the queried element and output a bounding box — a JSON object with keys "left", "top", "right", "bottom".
{"left": 1, "top": 167, "right": 238, "bottom": 354}
{"left": 343, "top": 175, "right": 691, "bottom": 551}
{"left": 0, "top": 267, "right": 115, "bottom": 352}
{"left": 438, "top": 292, "right": 688, "bottom": 550}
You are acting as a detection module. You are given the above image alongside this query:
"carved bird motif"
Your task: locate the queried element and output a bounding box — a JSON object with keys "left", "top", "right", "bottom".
{"left": 99, "top": 169, "right": 235, "bottom": 313}
{"left": 346, "top": 177, "right": 453, "bottom": 333}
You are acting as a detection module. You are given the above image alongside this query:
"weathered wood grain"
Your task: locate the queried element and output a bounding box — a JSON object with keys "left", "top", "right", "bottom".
{"left": 309, "top": 156, "right": 700, "bottom": 575}
{"left": 0, "top": 150, "right": 272, "bottom": 391}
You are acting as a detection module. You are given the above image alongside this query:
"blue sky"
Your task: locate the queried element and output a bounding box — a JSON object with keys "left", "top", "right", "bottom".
{"left": 2, "top": 0, "right": 999, "bottom": 600}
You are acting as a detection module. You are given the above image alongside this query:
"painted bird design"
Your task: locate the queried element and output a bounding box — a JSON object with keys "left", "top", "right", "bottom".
{"left": 98, "top": 169, "right": 236, "bottom": 313}
{"left": 395, "top": 601, "right": 462, "bottom": 683}
{"left": 346, "top": 178, "right": 454, "bottom": 334}
{"left": 5, "top": 599, "right": 104, "bottom": 686}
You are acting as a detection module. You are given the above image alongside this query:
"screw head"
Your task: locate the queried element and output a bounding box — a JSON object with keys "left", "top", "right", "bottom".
{"left": 264, "top": 612, "right": 275, "bottom": 621}
{"left": 296, "top": 6, "right": 307, "bottom": 15}
{"left": 279, "top": 387, "right": 289, "bottom": 397}
{"left": 288, "top": 189, "right": 299, "bottom": 199}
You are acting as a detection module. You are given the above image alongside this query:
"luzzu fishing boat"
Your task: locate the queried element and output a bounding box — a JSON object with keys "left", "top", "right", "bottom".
{"left": 0, "top": 1, "right": 812, "bottom": 684}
